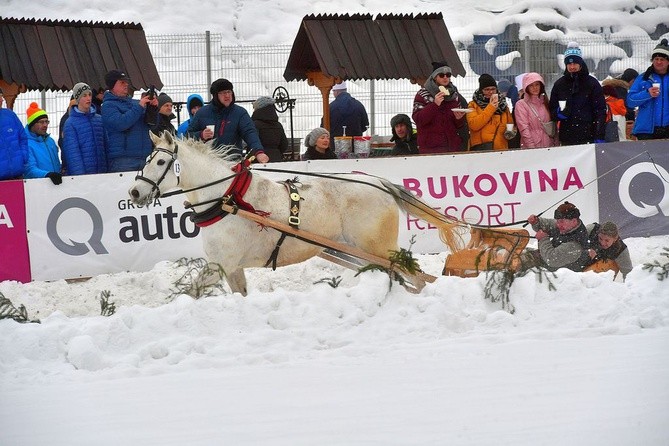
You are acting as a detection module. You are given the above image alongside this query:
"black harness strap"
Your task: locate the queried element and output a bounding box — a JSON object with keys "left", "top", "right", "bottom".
{"left": 265, "top": 179, "right": 302, "bottom": 270}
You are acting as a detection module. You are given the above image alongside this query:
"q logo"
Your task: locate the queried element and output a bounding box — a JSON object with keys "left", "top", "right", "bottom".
{"left": 618, "top": 162, "right": 669, "bottom": 218}
{"left": 47, "top": 197, "right": 109, "bottom": 255}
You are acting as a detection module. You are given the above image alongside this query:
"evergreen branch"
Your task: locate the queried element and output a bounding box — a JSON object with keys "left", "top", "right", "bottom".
{"left": 0, "top": 292, "right": 40, "bottom": 324}
{"left": 169, "top": 257, "right": 227, "bottom": 299}
{"left": 99, "top": 290, "right": 116, "bottom": 316}
{"left": 642, "top": 247, "right": 669, "bottom": 281}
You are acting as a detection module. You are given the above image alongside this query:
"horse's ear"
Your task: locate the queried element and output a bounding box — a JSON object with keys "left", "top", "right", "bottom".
{"left": 149, "top": 131, "right": 160, "bottom": 147}
{"left": 164, "top": 131, "right": 175, "bottom": 146}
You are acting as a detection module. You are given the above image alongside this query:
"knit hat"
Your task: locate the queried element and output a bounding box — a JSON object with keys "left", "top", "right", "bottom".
{"left": 72, "top": 82, "right": 92, "bottom": 102}
{"left": 619, "top": 68, "right": 639, "bottom": 83}
{"left": 253, "top": 96, "right": 275, "bottom": 110}
{"left": 651, "top": 38, "right": 669, "bottom": 61}
{"left": 105, "top": 69, "right": 130, "bottom": 90}
{"left": 26, "top": 102, "right": 47, "bottom": 129}
{"left": 304, "top": 127, "right": 329, "bottom": 147}
{"left": 332, "top": 81, "right": 347, "bottom": 91}
{"left": 478, "top": 74, "right": 497, "bottom": 90}
{"left": 564, "top": 42, "right": 584, "bottom": 66}
{"left": 554, "top": 201, "right": 580, "bottom": 220}
{"left": 157, "top": 93, "right": 173, "bottom": 108}
{"left": 429, "top": 61, "right": 452, "bottom": 80}
{"left": 599, "top": 221, "right": 619, "bottom": 237}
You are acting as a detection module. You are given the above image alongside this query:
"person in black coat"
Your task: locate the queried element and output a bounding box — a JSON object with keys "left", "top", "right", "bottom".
{"left": 389, "top": 114, "right": 418, "bottom": 156}
{"left": 150, "top": 93, "right": 176, "bottom": 136}
{"left": 548, "top": 42, "right": 607, "bottom": 146}
{"left": 303, "top": 127, "right": 336, "bottom": 160}
{"left": 251, "top": 96, "right": 288, "bottom": 162}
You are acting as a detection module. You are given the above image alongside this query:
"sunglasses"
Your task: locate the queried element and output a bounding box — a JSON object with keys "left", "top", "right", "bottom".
{"left": 436, "top": 72, "right": 452, "bottom": 78}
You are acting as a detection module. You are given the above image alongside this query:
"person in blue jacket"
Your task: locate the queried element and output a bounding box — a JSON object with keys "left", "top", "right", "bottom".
{"left": 548, "top": 42, "right": 607, "bottom": 146}
{"left": 627, "top": 39, "right": 669, "bottom": 140}
{"left": 0, "top": 88, "right": 28, "bottom": 181}
{"left": 187, "top": 78, "right": 268, "bottom": 163}
{"left": 101, "top": 69, "right": 158, "bottom": 172}
{"left": 23, "top": 102, "right": 62, "bottom": 184}
{"left": 321, "top": 81, "right": 369, "bottom": 148}
{"left": 176, "top": 94, "right": 204, "bottom": 137}
{"left": 62, "top": 82, "right": 108, "bottom": 175}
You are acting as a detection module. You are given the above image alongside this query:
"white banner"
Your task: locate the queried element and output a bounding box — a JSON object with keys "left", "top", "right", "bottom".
{"left": 24, "top": 146, "right": 598, "bottom": 281}
{"left": 259, "top": 145, "right": 599, "bottom": 253}
{"left": 25, "top": 172, "right": 205, "bottom": 281}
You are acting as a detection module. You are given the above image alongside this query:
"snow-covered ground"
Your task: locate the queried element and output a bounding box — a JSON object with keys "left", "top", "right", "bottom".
{"left": 1, "top": 235, "right": 668, "bottom": 445}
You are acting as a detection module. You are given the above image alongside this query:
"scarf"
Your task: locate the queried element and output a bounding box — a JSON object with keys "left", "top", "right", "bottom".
{"left": 472, "top": 90, "right": 508, "bottom": 114}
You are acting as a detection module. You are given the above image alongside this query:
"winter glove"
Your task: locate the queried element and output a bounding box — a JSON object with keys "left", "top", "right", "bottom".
{"left": 46, "top": 172, "right": 63, "bottom": 185}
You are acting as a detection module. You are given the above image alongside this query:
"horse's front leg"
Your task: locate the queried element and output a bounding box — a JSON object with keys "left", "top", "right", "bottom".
{"left": 226, "top": 269, "right": 248, "bottom": 296}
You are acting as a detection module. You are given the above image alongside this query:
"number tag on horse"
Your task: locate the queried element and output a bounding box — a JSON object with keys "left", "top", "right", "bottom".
{"left": 173, "top": 159, "right": 181, "bottom": 176}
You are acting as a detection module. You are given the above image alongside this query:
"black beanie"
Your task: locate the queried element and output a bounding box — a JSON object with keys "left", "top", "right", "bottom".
{"left": 210, "top": 78, "right": 233, "bottom": 95}
{"left": 478, "top": 74, "right": 497, "bottom": 90}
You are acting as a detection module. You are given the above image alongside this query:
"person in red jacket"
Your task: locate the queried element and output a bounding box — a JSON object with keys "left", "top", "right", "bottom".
{"left": 412, "top": 61, "right": 467, "bottom": 154}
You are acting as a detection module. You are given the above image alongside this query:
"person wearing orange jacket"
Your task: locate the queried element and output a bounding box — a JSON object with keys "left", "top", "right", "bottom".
{"left": 467, "top": 74, "right": 516, "bottom": 151}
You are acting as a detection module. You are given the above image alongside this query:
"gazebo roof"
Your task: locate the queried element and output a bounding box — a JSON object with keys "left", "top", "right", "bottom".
{"left": 283, "top": 13, "right": 465, "bottom": 83}
{"left": 0, "top": 16, "right": 163, "bottom": 92}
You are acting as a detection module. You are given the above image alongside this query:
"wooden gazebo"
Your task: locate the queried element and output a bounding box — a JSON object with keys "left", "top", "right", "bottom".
{"left": 283, "top": 13, "right": 465, "bottom": 130}
{"left": 0, "top": 17, "right": 162, "bottom": 109}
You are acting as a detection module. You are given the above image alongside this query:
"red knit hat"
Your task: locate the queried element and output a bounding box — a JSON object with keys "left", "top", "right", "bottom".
{"left": 26, "top": 102, "right": 47, "bottom": 129}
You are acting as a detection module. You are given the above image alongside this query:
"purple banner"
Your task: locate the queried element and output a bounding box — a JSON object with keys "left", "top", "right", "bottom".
{"left": 0, "top": 180, "right": 31, "bottom": 282}
{"left": 595, "top": 140, "right": 669, "bottom": 238}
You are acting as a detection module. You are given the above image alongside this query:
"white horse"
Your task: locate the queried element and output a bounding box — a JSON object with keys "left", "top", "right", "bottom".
{"left": 128, "top": 132, "right": 458, "bottom": 296}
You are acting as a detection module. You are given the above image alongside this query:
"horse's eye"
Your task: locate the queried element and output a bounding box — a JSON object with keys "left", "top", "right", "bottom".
{"left": 157, "top": 159, "right": 166, "bottom": 166}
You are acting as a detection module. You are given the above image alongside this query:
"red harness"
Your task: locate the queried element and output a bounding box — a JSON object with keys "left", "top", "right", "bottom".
{"left": 194, "top": 159, "right": 269, "bottom": 227}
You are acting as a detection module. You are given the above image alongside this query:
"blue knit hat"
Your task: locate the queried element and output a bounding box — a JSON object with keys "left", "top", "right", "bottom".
{"left": 564, "top": 42, "right": 584, "bottom": 66}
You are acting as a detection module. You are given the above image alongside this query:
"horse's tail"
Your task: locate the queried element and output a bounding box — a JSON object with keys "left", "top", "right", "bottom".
{"left": 379, "top": 178, "right": 468, "bottom": 253}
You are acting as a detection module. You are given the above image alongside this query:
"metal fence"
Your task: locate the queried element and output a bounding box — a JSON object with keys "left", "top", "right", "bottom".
{"left": 13, "top": 32, "right": 664, "bottom": 150}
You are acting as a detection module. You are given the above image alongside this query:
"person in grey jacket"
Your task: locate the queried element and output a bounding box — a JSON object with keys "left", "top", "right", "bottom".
{"left": 521, "top": 201, "right": 591, "bottom": 272}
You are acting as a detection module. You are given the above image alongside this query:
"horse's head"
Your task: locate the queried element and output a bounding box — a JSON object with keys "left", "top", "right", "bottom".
{"left": 128, "top": 132, "right": 181, "bottom": 206}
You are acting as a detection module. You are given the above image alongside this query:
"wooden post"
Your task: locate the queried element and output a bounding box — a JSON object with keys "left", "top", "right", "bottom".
{"left": 0, "top": 80, "right": 26, "bottom": 110}
{"left": 306, "top": 71, "right": 342, "bottom": 131}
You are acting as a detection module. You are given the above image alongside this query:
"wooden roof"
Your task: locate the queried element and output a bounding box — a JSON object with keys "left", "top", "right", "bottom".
{"left": 0, "top": 17, "right": 163, "bottom": 92}
{"left": 283, "top": 13, "right": 465, "bottom": 83}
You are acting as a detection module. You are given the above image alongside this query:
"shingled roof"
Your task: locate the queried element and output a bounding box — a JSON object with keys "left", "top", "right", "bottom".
{"left": 283, "top": 13, "right": 465, "bottom": 83}
{"left": 0, "top": 17, "right": 163, "bottom": 93}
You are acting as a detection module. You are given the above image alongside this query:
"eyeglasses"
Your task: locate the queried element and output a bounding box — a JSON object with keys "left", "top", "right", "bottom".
{"left": 436, "top": 72, "right": 452, "bottom": 78}
{"left": 36, "top": 119, "right": 50, "bottom": 124}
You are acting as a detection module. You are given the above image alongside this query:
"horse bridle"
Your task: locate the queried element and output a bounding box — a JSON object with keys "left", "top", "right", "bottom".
{"left": 134, "top": 143, "right": 181, "bottom": 199}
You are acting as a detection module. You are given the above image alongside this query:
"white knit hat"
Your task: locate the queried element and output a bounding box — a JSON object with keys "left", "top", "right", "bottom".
{"left": 332, "top": 81, "right": 347, "bottom": 91}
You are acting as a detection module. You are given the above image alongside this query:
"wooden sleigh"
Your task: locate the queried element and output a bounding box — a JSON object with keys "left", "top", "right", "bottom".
{"left": 442, "top": 227, "right": 530, "bottom": 277}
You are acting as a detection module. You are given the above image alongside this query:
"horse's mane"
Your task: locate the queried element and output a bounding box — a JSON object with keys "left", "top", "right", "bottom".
{"left": 175, "top": 136, "right": 241, "bottom": 166}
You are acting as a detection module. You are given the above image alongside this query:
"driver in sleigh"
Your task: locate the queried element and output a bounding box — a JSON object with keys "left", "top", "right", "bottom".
{"left": 520, "top": 201, "right": 591, "bottom": 272}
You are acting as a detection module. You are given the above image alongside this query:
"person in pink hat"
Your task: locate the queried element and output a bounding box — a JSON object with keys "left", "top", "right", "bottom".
{"left": 513, "top": 72, "right": 559, "bottom": 149}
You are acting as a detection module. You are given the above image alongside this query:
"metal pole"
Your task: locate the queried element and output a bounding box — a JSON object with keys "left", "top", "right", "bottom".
{"left": 369, "top": 79, "right": 375, "bottom": 136}
{"left": 524, "top": 36, "right": 531, "bottom": 74}
{"left": 206, "top": 31, "right": 212, "bottom": 96}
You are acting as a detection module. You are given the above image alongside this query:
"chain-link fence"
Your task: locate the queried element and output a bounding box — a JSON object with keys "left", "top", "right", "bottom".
{"left": 12, "top": 32, "right": 665, "bottom": 151}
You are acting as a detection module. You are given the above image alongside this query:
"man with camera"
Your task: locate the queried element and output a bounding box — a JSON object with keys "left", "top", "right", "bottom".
{"left": 101, "top": 70, "right": 159, "bottom": 172}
